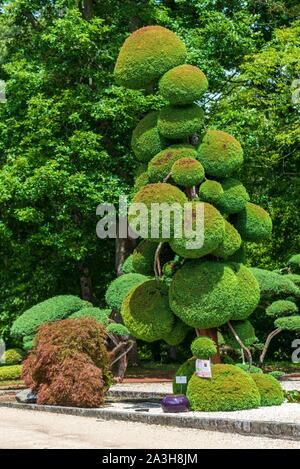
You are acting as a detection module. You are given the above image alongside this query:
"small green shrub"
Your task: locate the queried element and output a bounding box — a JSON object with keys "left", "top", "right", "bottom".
{"left": 190, "top": 337, "right": 217, "bottom": 359}
{"left": 251, "top": 373, "right": 284, "bottom": 406}
{"left": 172, "top": 357, "right": 196, "bottom": 395}
{"left": 269, "top": 371, "right": 285, "bottom": 380}
{"left": 0, "top": 364, "right": 22, "bottom": 381}
{"left": 70, "top": 307, "right": 111, "bottom": 326}
{"left": 2, "top": 348, "right": 24, "bottom": 366}
{"left": 107, "top": 323, "right": 130, "bottom": 338}
{"left": 266, "top": 300, "right": 298, "bottom": 318}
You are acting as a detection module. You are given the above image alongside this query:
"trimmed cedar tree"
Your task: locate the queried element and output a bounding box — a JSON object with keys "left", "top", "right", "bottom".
{"left": 106, "top": 25, "right": 281, "bottom": 411}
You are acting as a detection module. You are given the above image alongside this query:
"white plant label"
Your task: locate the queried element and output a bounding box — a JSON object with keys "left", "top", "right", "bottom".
{"left": 196, "top": 359, "right": 212, "bottom": 378}
{"left": 175, "top": 376, "right": 187, "bottom": 384}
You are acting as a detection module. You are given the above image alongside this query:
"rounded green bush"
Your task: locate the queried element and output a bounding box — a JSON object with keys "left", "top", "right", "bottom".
{"left": 169, "top": 202, "right": 225, "bottom": 259}
{"left": 288, "top": 254, "right": 300, "bottom": 274}
{"left": 107, "top": 323, "right": 130, "bottom": 338}
{"left": 199, "top": 179, "right": 224, "bottom": 205}
{"left": 197, "top": 130, "right": 243, "bottom": 178}
{"left": 229, "top": 263, "right": 260, "bottom": 321}
{"left": 0, "top": 364, "right": 22, "bottom": 381}
{"left": 131, "top": 240, "right": 157, "bottom": 275}
{"left": 251, "top": 373, "right": 284, "bottom": 406}
{"left": 235, "top": 364, "right": 263, "bottom": 374}
{"left": 285, "top": 273, "right": 300, "bottom": 287}
{"left": 70, "top": 307, "right": 110, "bottom": 326}
{"left": 23, "top": 335, "right": 35, "bottom": 351}
{"left": 159, "top": 64, "right": 208, "bottom": 105}
{"left": 158, "top": 104, "right": 204, "bottom": 140}
{"left": 212, "top": 220, "right": 241, "bottom": 258}
{"left": 169, "top": 261, "right": 238, "bottom": 328}
{"left": 121, "top": 255, "right": 136, "bottom": 274}
{"left": 148, "top": 145, "right": 197, "bottom": 183}
{"left": 131, "top": 112, "right": 167, "bottom": 162}
{"left": 2, "top": 348, "right": 24, "bottom": 366}
{"left": 187, "top": 364, "right": 261, "bottom": 411}
{"left": 233, "top": 202, "right": 272, "bottom": 241}
{"left": 114, "top": 26, "right": 187, "bottom": 89}
{"left": 105, "top": 273, "right": 148, "bottom": 310}
{"left": 129, "top": 183, "right": 187, "bottom": 241}
{"left": 269, "top": 371, "right": 285, "bottom": 380}
{"left": 216, "top": 178, "right": 249, "bottom": 214}
{"left": 173, "top": 357, "right": 196, "bottom": 395}
{"left": 249, "top": 268, "right": 300, "bottom": 300}
{"left": 121, "top": 279, "right": 174, "bottom": 342}
{"left": 163, "top": 318, "right": 190, "bottom": 346}
{"left": 274, "top": 316, "right": 300, "bottom": 331}
{"left": 190, "top": 336, "right": 217, "bottom": 359}
{"left": 266, "top": 300, "right": 298, "bottom": 318}
{"left": 133, "top": 171, "right": 150, "bottom": 193}
{"left": 171, "top": 158, "right": 205, "bottom": 187}
{"left": 223, "top": 320, "right": 257, "bottom": 350}
{"left": 11, "top": 295, "right": 90, "bottom": 338}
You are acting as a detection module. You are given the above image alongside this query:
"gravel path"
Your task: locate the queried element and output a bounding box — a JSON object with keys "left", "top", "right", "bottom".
{"left": 0, "top": 407, "right": 299, "bottom": 449}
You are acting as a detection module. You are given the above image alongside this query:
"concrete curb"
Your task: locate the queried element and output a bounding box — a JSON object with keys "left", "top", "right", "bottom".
{"left": 107, "top": 390, "right": 164, "bottom": 401}
{"left": 0, "top": 401, "right": 299, "bottom": 441}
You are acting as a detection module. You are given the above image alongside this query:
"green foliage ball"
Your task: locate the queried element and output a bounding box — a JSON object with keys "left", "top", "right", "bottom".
{"left": 187, "top": 364, "right": 261, "bottom": 411}
{"left": 163, "top": 319, "right": 190, "bottom": 346}
{"left": 266, "top": 300, "right": 298, "bottom": 318}
{"left": 169, "top": 202, "right": 225, "bottom": 259}
{"left": 131, "top": 111, "right": 167, "bottom": 162}
{"left": 173, "top": 357, "right": 196, "bottom": 395}
{"left": 190, "top": 336, "right": 217, "bottom": 359}
{"left": 2, "top": 348, "right": 24, "bottom": 366}
{"left": 249, "top": 268, "right": 300, "bottom": 300}
{"left": 0, "top": 364, "right": 22, "bottom": 381}
{"left": 70, "top": 307, "right": 110, "bottom": 326}
{"left": 121, "top": 255, "right": 136, "bottom": 274}
{"left": 158, "top": 104, "right": 204, "bottom": 140}
{"left": 11, "top": 295, "right": 90, "bottom": 339}
{"left": 251, "top": 373, "right": 284, "bottom": 406}
{"left": 197, "top": 130, "right": 243, "bottom": 178}
{"left": 159, "top": 64, "right": 208, "bottom": 105}
{"left": 229, "top": 263, "right": 260, "bottom": 321}
{"left": 169, "top": 261, "right": 238, "bottom": 328}
{"left": 148, "top": 145, "right": 197, "bottom": 183}
{"left": 107, "top": 323, "right": 130, "bottom": 338}
{"left": 105, "top": 273, "right": 148, "bottom": 311}
{"left": 285, "top": 273, "right": 300, "bottom": 288}
{"left": 133, "top": 171, "right": 150, "bottom": 194}
{"left": 223, "top": 320, "right": 257, "bottom": 350}
{"left": 23, "top": 335, "right": 35, "bottom": 351}
{"left": 121, "top": 279, "right": 174, "bottom": 342}
{"left": 171, "top": 157, "right": 205, "bottom": 187}
{"left": 233, "top": 202, "right": 272, "bottom": 241}
{"left": 131, "top": 240, "right": 157, "bottom": 275}
{"left": 274, "top": 316, "right": 300, "bottom": 331}
{"left": 114, "top": 26, "right": 187, "bottom": 89}
{"left": 288, "top": 254, "right": 300, "bottom": 274}
{"left": 217, "top": 178, "right": 249, "bottom": 214}
{"left": 212, "top": 220, "right": 242, "bottom": 258}
{"left": 199, "top": 179, "right": 224, "bottom": 205}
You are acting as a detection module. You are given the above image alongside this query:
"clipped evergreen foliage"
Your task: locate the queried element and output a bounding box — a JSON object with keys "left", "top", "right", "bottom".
{"left": 11, "top": 295, "right": 90, "bottom": 339}
{"left": 131, "top": 240, "right": 157, "bottom": 275}
{"left": 190, "top": 336, "right": 217, "bottom": 359}
{"left": 169, "top": 261, "right": 238, "bottom": 328}
{"left": 23, "top": 335, "right": 35, "bottom": 351}
{"left": 187, "top": 364, "right": 261, "bottom": 411}
{"left": 171, "top": 157, "right": 205, "bottom": 187}
{"left": 121, "top": 279, "right": 174, "bottom": 342}
{"left": 131, "top": 111, "right": 167, "bottom": 162}
{"left": 114, "top": 26, "right": 187, "bottom": 89}
{"left": 285, "top": 273, "right": 300, "bottom": 287}
{"left": 105, "top": 273, "right": 148, "bottom": 310}
{"left": 251, "top": 373, "right": 284, "bottom": 406}
{"left": 212, "top": 220, "right": 241, "bottom": 258}
{"left": 133, "top": 171, "right": 150, "bottom": 193}
{"left": 148, "top": 145, "right": 197, "bottom": 183}
{"left": 266, "top": 300, "right": 298, "bottom": 318}
{"left": 269, "top": 371, "right": 285, "bottom": 380}
{"left": 159, "top": 64, "right": 208, "bottom": 105}
{"left": 249, "top": 268, "right": 300, "bottom": 300}
{"left": 233, "top": 202, "right": 272, "bottom": 241}
{"left": 169, "top": 202, "right": 225, "bottom": 259}
{"left": 217, "top": 178, "right": 249, "bottom": 214}
{"left": 129, "top": 183, "right": 187, "bottom": 240}
{"left": 235, "top": 364, "right": 263, "bottom": 374}
{"left": 199, "top": 179, "right": 224, "bottom": 204}
{"left": 107, "top": 323, "right": 130, "bottom": 338}
{"left": 227, "top": 244, "right": 246, "bottom": 263}
{"left": 0, "top": 364, "right": 22, "bottom": 381}
{"left": 70, "top": 307, "right": 110, "bottom": 326}
{"left": 224, "top": 320, "right": 257, "bottom": 350}
{"left": 288, "top": 254, "right": 300, "bottom": 274}
{"left": 121, "top": 255, "right": 136, "bottom": 274}
{"left": 158, "top": 104, "right": 204, "bottom": 140}
{"left": 2, "top": 348, "right": 24, "bottom": 366}
{"left": 274, "top": 316, "right": 300, "bottom": 331}
{"left": 173, "top": 357, "right": 196, "bottom": 395}
{"left": 229, "top": 263, "right": 260, "bottom": 320}
{"left": 197, "top": 130, "right": 243, "bottom": 178}
{"left": 163, "top": 318, "right": 190, "bottom": 346}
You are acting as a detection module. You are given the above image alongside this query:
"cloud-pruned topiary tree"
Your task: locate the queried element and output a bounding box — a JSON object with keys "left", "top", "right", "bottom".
{"left": 108, "top": 25, "right": 282, "bottom": 411}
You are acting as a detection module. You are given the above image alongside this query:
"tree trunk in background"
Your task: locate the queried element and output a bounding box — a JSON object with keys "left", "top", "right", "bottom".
{"left": 82, "top": 0, "right": 93, "bottom": 20}
{"left": 115, "top": 224, "right": 136, "bottom": 276}
{"left": 78, "top": 262, "right": 94, "bottom": 302}
{"left": 197, "top": 327, "right": 221, "bottom": 364}
{"left": 168, "top": 345, "right": 178, "bottom": 361}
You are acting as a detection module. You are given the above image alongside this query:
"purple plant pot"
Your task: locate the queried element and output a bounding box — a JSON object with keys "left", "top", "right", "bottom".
{"left": 161, "top": 394, "right": 189, "bottom": 413}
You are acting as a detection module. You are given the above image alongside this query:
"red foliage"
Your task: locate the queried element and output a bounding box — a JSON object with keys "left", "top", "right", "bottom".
{"left": 22, "top": 318, "right": 112, "bottom": 408}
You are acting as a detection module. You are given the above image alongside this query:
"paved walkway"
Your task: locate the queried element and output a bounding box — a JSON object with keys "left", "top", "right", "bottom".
{"left": 0, "top": 407, "right": 299, "bottom": 449}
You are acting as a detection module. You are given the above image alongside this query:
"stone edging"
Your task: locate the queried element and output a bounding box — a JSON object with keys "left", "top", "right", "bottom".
{"left": 0, "top": 401, "right": 299, "bottom": 441}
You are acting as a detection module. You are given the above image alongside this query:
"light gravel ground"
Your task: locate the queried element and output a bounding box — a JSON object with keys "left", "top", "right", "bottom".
{"left": 0, "top": 407, "right": 299, "bottom": 449}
